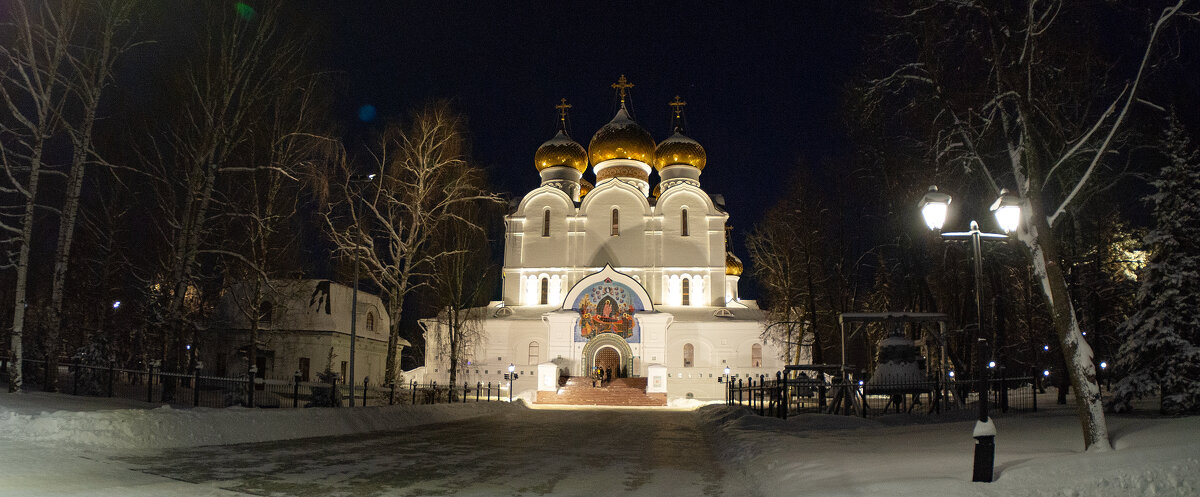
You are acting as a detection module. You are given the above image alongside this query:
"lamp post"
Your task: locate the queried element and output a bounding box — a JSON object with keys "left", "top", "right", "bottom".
{"left": 508, "top": 363, "right": 516, "bottom": 402}
{"left": 347, "top": 173, "right": 377, "bottom": 408}
{"left": 920, "top": 185, "right": 1020, "bottom": 483}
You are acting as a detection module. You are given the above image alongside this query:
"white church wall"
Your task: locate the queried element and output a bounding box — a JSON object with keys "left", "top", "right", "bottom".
{"left": 578, "top": 182, "right": 651, "bottom": 268}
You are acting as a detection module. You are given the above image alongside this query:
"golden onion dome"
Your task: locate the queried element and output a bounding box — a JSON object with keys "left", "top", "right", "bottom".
{"left": 534, "top": 131, "right": 588, "bottom": 172}
{"left": 588, "top": 106, "right": 656, "bottom": 166}
{"left": 725, "top": 251, "right": 744, "bottom": 276}
{"left": 654, "top": 131, "right": 707, "bottom": 171}
{"left": 579, "top": 177, "right": 594, "bottom": 197}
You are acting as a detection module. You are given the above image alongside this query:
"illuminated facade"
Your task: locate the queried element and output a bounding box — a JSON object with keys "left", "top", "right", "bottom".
{"left": 422, "top": 78, "right": 792, "bottom": 401}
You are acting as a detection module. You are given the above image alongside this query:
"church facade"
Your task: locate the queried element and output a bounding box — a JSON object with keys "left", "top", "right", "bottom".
{"left": 422, "top": 78, "right": 792, "bottom": 401}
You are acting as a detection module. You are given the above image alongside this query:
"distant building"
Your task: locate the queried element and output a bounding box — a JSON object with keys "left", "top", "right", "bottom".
{"left": 202, "top": 279, "right": 407, "bottom": 385}
{"left": 422, "top": 80, "right": 796, "bottom": 402}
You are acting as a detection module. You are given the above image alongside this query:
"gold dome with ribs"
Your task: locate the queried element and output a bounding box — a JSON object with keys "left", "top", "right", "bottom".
{"left": 725, "top": 251, "right": 744, "bottom": 276}
{"left": 588, "top": 106, "right": 657, "bottom": 166}
{"left": 654, "top": 131, "right": 707, "bottom": 171}
{"left": 534, "top": 130, "right": 588, "bottom": 172}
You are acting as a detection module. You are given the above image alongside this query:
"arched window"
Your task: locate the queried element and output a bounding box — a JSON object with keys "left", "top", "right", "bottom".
{"left": 365, "top": 311, "right": 375, "bottom": 332}
{"left": 752, "top": 343, "right": 763, "bottom": 368}
{"left": 611, "top": 208, "right": 620, "bottom": 236}
{"left": 260, "top": 301, "right": 273, "bottom": 326}
{"left": 681, "top": 208, "right": 689, "bottom": 236}
{"left": 528, "top": 341, "right": 540, "bottom": 365}
{"left": 542, "top": 209, "right": 551, "bottom": 237}
{"left": 683, "top": 343, "right": 694, "bottom": 368}
{"left": 539, "top": 278, "right": 549, "bottom": 305}
{"left": 681, "top": 279, "right": 691, "bottom": 306}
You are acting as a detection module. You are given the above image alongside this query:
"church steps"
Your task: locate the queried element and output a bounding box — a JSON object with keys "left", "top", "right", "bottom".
{"left": 536, "top": 376, "right": 666, "bottom": 406}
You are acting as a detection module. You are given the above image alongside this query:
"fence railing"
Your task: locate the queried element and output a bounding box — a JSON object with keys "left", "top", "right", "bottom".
{"left": 0, "top": 358, "right": 510, "bottom": 409}
{"left": 726, "top": 371, "right": 1038, "bottom": 419}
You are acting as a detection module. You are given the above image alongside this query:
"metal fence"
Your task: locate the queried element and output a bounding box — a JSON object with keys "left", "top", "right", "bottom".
{"left": 0, "top": 358, "right": 511, "bottom": 409}
{"left": 727, "top": 371, "right": 1039, "bottom": 419}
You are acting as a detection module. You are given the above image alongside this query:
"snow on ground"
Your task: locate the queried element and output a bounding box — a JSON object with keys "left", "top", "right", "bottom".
{"left": 0, "top": 391, "right": 516, "bottom": 450}
{"left": 698, "top": 400, "right": 1200, "bottom": 497}
{"left": 1, "top": 391, "right": 1198, "bottom": 496}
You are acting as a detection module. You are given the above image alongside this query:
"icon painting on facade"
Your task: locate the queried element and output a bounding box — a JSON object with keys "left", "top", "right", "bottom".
{"left": 573, "top": 277, "right": 643, "bottom": 342}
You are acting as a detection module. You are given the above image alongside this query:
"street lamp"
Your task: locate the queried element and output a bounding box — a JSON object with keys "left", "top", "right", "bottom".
{"left": 347, "top": 173, "right": 379, "bottom": 408}
{"left": 508, "top": 363, "right": 516, "bottom": 402}
{"left": 920, "top": 185, "right": 1020, "bottom": 483}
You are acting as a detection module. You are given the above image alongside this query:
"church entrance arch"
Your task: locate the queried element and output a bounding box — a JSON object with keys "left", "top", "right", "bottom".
{"left": 582, "top": 332, "right": 632, "bottom": 377}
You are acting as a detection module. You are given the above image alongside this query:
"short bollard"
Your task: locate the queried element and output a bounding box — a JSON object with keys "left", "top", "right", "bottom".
{"left": 194, "top": 363, "right": 203, "bottom": 407}
{"left": 293, "top": 370, "right": 302, "bottom": 408}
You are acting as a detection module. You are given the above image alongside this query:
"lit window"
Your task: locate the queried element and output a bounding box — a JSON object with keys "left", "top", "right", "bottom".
{"left": 542, "top": 209, "right": 551, "bottom": 237}
{"left": 681, "top": 208, "right": 689, "bottom": 236}
{"left": 682, "top": 279, "right": 690, "bottom": 306}
{"left": 540, "top": 278, "right": 549, "bottom": 305}
{"left": 683, "top": 343, "right": 694, "bottom": 368}
{"left": 752, "top": 343, "right": 762, "bottom": 368}
{"left": 611, "top": 208, "right": 619, "bottom": 236}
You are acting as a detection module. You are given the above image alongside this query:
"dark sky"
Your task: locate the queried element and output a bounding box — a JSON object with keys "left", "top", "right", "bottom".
{"left": 296, "top": 1, "right": 870, "bottom": 242}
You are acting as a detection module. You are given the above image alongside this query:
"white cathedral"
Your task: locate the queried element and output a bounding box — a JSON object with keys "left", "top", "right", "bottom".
{"left": 422, "top": 77, "right": 792, "bottom": 402}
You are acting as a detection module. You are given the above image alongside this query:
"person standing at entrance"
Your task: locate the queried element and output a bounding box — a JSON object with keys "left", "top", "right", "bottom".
{"left": 606, "top": 367, "right": 612, "bottom": 383}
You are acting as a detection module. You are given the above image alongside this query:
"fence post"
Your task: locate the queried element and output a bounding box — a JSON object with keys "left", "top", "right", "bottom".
{"left": 194, "top": 364, "right": 202, "bottom": 407}
{"left": 72, "top": 363, "right": 79, "bottom": 396}
{"left": 778, "top": 371, "right": 786, "bottom": 420}
{"left": 432, "top": 381, "right": 437, "bottom": 404}
{"left": 487, "top": 382, "right": 491, "bottom": 402}
{"left": 363, "top": 377, "right": 370, "bottom": 407}
{"left": 759, "top": 375, "right": 766, "bottom": 416}
{"left": 738, "top": 378, "right": 743, "bottom": 405}
{"left": 476, "top": 382, "right": 481, "bottom": 402}
{"left": 389, "top": 382, "right": 396, "bottom": 405}
{"left": 146, "top": 363, "right": 155, "bottom": 403}
{"left": 107, "top": 362, "right": 115, "bottom": 397}
{"left": 248, "top": 365, "right": 257, "bottom": 408}
{"left": 411, "top": 380, "right": 416, "bottom": 405}
{"left": 1032, "top": 377, "right": 1038, "bottom": 412}
{"left": 293, "top": 370, "right": 301, "bottom": 408}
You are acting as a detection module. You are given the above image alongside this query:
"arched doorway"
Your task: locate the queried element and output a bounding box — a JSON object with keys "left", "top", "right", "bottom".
{"left": 582, "top": 332, "right": 633, "bottom": 377}
{"left": 595, "top": 346, "right": 621, "bottom": 379}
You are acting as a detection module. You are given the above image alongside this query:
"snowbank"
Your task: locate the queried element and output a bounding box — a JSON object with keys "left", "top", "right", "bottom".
{"left": 697, "top": 404, "right": 1200, "bottom": 497}
{"left": 0, "top": 394, "right": 519, "bottom": 450}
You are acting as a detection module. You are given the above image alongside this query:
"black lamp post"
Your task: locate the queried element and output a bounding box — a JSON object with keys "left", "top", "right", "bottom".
{"left": 920, "top": 185, "right": 1021, "bottom": 483}
{"left": 348, "top": 173, "right": 377, "bottom": 408}
{"left": 508, "top": 363, "right": 515, "bottom": 402}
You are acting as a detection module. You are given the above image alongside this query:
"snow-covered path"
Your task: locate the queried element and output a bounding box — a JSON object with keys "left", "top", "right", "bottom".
{"left": 120, "top": 408, "right": 753, "bottom": 496}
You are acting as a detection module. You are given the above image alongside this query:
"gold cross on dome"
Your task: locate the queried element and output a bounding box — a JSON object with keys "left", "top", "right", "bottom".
{"left": 669, "top": 95, "right": 687, "bottom": 118}
{"left": 555, "top": 98, "right": 572, "bottom": 129}
{"left": 611, "top": 75, "right": 634, "bottom": 105}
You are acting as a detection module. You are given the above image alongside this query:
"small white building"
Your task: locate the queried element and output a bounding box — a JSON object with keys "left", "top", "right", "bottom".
{"left": 204, "top": 279, "right": 407, "bottom": 385}
{"left": 422, "top": 82, "right": 796, "bottom": 401}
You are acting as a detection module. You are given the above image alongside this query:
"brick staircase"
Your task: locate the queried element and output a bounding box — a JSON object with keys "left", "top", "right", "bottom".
{"left": 535, "top": 376, "right": 668, "bottom": 406}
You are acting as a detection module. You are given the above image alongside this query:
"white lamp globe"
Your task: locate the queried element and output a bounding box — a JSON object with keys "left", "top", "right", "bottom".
{"left": 990, "top": 190, "right": 1022, "bottom": 233}
{"left": 919, "top": 186, "right": 951, "bottom": 231}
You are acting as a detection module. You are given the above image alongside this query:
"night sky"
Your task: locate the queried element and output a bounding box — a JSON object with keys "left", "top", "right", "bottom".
{"left": 295, "top": 1, "right": 870, "bottom": 245}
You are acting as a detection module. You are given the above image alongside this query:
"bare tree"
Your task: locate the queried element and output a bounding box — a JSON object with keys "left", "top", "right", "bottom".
{"left": 320, "top": 102, "right": 501, "bottom": 388}
{"left": 746, "top": 174, "right": 833, "bottom": 365}
{"left": 0, "top": 0, "right": 78, "bottom": 391}
{"left": 143, "top": 3, "right": 309, "bottom": 374}
{"left": 427, "top": 190, "right": 502, "bottom": 400}
{"left": 862, "top": 1, "right": 1197, "bottom": 448}
{"left": 36, "top": 0, "right": 143, "bottom": 391}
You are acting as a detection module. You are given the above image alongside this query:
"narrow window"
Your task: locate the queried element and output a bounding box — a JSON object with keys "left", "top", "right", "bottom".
{"left": 365, "top": 312, "right": 375, "bottom": 332}
{"left": 611, "top": 208, "right": 620, "bottom": 236}
{"left": 260, "top": 301, "right": 273, "bottom": 326}
{"left": 542, "top": 209, "right": 551, "bottom": 237}
{"left": 528, "top": 341, "right": 540, "bottom": 365}
{"left": 683, "top": 343, "right": 694, "bottom": 368}
{"left": 682, "top": 279, "right": 691, "bottom": 306}
{"left": 540, "top": 278, "right": 549, "bottom": 305}
{"left": 752, "top": 344, "right": 763, "bottom": 368}
{"left": 681, "top": 208, "right": 689, "bottom": 236}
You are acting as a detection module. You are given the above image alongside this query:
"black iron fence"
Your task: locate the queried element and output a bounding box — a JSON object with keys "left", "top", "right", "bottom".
{"left": 0, "top": 358, "right": 510, "bottom": 409}
{"left": 727, "top": 371, "right": 1039, "bottom": 419}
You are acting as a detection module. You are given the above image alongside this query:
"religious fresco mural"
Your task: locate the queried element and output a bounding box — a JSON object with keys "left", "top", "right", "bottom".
{"left": 572, "top": 277, "right": 644, "bottom": 343}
